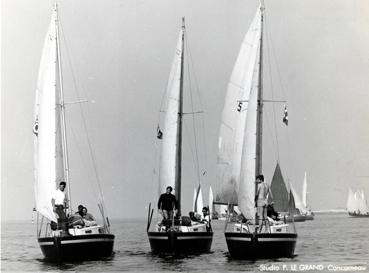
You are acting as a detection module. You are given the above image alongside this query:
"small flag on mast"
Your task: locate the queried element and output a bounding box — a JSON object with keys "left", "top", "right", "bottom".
{"left": 282, "top": 105, "right": 288, "bottom": 126}
{"left": 157, "top": 125, "right": 163, "bottom": 139}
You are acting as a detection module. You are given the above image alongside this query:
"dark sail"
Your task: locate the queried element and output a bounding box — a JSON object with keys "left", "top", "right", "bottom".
{"left": 269, "top": 163, "right": 289, "bottom": 212}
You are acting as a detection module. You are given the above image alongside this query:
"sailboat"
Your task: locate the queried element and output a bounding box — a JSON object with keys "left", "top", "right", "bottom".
{"left": 270, "top": 164, "right": 305, "bottom": 222}
{"left": 146, "top": 18, "right": 213, "bottom": 255}
{"left": 347, "top": 188, "right": 369, "bottom": 217}
{"left": 301, "top": 172, "right": 314, "bottom": 220}
{"left": 218, "top": 5, "right": 297, "bottom": 259}
{"left": 33, "top": 4, "right": 114, "bottom": 262}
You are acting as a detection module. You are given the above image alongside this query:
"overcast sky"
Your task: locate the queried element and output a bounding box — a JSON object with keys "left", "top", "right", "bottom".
{"left": 2, "top": 0, "right": 369, "bottom": 221}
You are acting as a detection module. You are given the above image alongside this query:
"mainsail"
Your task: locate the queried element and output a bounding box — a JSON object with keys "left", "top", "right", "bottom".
{"left": 216, "top": 8, "right": 262, "bottom": 205}
{"left": 34, "top": 7, "right": 64, "bottom": 223}
{"left": 159, "top": 28, "right": 184, "bottom": 196}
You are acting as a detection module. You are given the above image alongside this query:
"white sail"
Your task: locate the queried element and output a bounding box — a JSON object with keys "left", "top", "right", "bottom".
{"left": 159, "top": 29, "right": 183, "bottom": 196}
{"left": 208, "top": 186, "right": 214, "bottom": 214}
{"left": 302, "top": 172, "right": 307, "bottom": 208}
{"left": 192, "top": 188, "right": 197, "bottom": 211}
{"left": 358, "top": 190, "right": 368, "bottom": 213}
{"left": 194, "top": 186, "right": 204, "bottom": 214}
{"left": 237, "top": 9, "right": 262, "bottom": 219}
{"left": 290, "top": 183, "right": 305, "bottom": 214}
{"left": 346, "top": 188, "right": 355, "bottom": 212}
{"left": 34, "top": 7, "right": 63, "bottom": 223}
{"left": 216, "top": 8, "right": 262, "bottom": 204}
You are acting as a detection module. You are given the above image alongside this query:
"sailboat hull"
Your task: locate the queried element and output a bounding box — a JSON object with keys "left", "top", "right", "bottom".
{"left": 38, "top": 234, "right": 115, "bottom": 262}
{"left": 147, "top": 231, "right": 213, "bottom": 255}
{"left": 225, "top": 232, "right": 297, "bottom": 259}
{"left": 284, "top": 214, "right": 306, "bottom": 222}
{"left": 348, "top": 212, "right": 369, "bottom": 217}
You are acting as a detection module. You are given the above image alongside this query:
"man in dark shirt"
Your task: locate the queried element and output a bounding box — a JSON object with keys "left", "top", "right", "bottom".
{"left": 158, "top": 186, "right": 177, "bottom": 219}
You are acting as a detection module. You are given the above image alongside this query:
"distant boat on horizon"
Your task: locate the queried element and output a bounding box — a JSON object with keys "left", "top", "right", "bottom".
{"left": 346, "top": 188, "right": 369, "bottom": 217}
{"left": 269, "top": 163, "right": 306, "bottom": 222}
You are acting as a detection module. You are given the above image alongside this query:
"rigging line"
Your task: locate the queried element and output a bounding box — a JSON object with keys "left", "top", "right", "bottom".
{"left": 264, "top": 8, "right": 288, "bottom": 100}
{"left": 264, "top": 110, "right": 279, "bottom": 163}
{"left": 264, "top": 12, "right": 280, "bottom": 162}
{"left": 183, "top": 119, "right": 201, "bottom": 185}
{"left": 184, "top": 29, "right": 202, "bottom": 185}
{"left": 184, "top": 28, "right": 209, "bottom": 179}
{"left": 67, "top": 121, "right": 99, "bottom": 204}
{"left": 265, "top": 12, "right": 296, "bottom": 181}
{"left": 59, "top": 16, "right": 107, "bottom": 209}
{"left": 151, "top": 135, "right": 161, "bottom": 200}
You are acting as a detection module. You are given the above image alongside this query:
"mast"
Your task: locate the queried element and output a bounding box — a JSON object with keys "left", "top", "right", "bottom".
{"left": 55, "top": 3, "right": 71, "bottom": 212}
{"left": 255, "top": 4, "right": 264, "bottom": 178}
{"left": 175, "top": 17, "right": 185, "bottom": 216}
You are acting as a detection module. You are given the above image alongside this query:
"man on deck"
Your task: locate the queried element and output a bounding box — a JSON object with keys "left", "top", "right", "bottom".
{"left": 158, "top": 186, "right": 177, "bottom": 220}
{"left": 51, "top": 181, "right": 68, "bottom": 234}
{"left": 255, "top": 174, "right": 273, "bottom": 227}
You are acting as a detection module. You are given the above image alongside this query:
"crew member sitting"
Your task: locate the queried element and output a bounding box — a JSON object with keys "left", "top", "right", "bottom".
{"left": 82, "top": 207, "right": 97, "bottom": 227}
{"left": 267, "top": 202, "right": 279, "bottom": 221}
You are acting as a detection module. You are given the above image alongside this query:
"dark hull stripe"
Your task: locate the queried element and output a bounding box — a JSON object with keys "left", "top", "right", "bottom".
{"left": 148, "top": 236, "right": 212, "bottom": 240}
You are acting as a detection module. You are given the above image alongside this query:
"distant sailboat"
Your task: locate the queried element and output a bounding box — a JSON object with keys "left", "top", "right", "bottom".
{"left": 220, "top": 5, "right": 297, "bottom": 259}
{"left": 270, "top": 164, "right": 305, "bottom": 222}
{"left": 347, "top": 188, "right": 369, "bottom": 217}
{"left": 301, "top": 172, "right": 314, "bottom": 220}
{"left": 146, "top": 18, "right": 213, "bottom": 255}
{"left": 33, "top": 4, "right": 114, "bottom": 262}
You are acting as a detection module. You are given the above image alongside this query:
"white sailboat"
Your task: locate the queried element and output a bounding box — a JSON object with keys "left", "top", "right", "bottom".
{"left": 34, "top": 4, "right": 114, "bottom": 262}
{"left": 220, "top": 4, "right": 297, "bottom": 259}
{"left": 301, "top": 172, "right": 314, "bottom": 220}
{"left": 347, "top": 188, "right": 369, "bottom": 217}
{"left": 146, "top": 18, "right": 213, "bottom": 255}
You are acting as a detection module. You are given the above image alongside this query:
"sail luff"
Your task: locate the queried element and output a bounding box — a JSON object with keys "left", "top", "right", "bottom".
{"left": 34, "top": 7, "right": 60, "bottom": 223}
{"left": 55, "top": 4, "right": 70, "bottom": 211}
{"left": 255, "top": 5, "right": 264, "bottom": 178}
{"left": 175, "top": 18, "right": 185, "bottom": 216}
{"left": 159, "top": 22, "right": 184, "bottom": 213}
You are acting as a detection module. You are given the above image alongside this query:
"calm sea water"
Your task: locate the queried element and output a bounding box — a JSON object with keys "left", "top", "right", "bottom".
{"left": 1, "top": 213, "right": 368, "bottom": 272}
